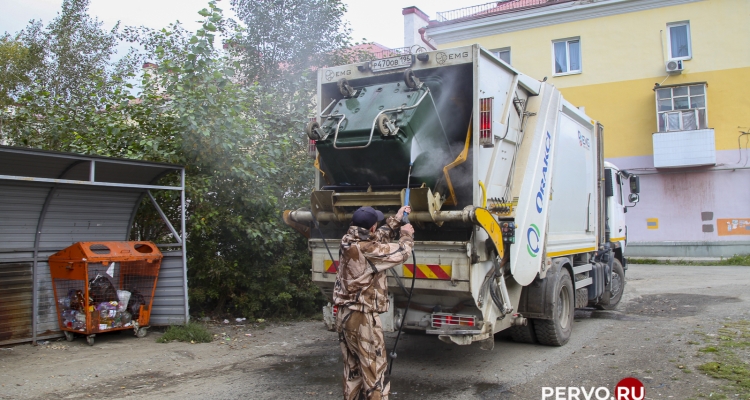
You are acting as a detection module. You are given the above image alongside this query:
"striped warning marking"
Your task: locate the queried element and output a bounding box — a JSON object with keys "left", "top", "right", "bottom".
{"left": 403, "top": 264, "right": 452, "bottom": 280}
{"left": 323, "top": 260, "right": 339, "bottom": 273}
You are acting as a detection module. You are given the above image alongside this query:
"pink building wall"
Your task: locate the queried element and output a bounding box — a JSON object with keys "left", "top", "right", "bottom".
{"left": 607, "top": 149, "right": 750, "bottom": 256}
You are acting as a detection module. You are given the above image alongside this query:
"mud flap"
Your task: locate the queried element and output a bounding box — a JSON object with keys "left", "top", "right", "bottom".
{"left": 516, "top": 258, "right": 569, "bottom": 320}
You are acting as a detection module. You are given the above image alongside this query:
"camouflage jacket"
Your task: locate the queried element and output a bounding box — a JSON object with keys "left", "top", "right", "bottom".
{"left": 333, "top": 216, "right": 413, "bottom": 314}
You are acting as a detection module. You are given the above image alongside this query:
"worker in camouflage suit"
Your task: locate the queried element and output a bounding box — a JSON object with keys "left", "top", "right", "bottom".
{"left": 334, "top": 205, "right": 414, "bottom": 400}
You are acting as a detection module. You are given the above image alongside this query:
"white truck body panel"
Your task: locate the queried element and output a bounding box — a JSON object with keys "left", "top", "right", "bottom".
{"left": 545, "top": 103, "right": 599, "bottom": 259}
{"left": 508, "top": 84, "right": 562, "bottom": 286}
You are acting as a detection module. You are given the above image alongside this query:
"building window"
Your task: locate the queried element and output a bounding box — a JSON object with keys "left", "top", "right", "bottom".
{"left": 667, "top": 22, "right": 691, "bottom": 60}
{"left": 552, "top": 38, "right": 581, "bottom": 75}
{"left": 492, "top": 47, "right": 511, "bottom": 65}
{"left": 656, "top": 84, "right": 707, "bottom": 132}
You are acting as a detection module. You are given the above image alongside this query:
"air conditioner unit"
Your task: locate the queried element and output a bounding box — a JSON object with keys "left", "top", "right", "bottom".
{"left": 666, "top": 60, "right": 684, "bottom": 74}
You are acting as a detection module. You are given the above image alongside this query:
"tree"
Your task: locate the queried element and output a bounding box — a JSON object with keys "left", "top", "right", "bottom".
{"left": 26, "top": 0, "right": 137, "bottom": 104}
{"left": 229, "top": 0, "right": 352, "bottom": 80}
{"left": 120, "top": 1, "right": 327, "bottom": 317}
{"left": 227, "top": 0, "right": 362, "bottom": 208}
{"left": 0, "top": 0, "right": 141, "bottom": 148}
{"left": 0, "top": 34, "right": 43, "bottom": 107}
{"left": 2, "top": 0, "right": 359, "bottom": 318}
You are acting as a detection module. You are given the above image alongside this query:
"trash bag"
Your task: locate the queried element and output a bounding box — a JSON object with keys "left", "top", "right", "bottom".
{"left": 62, "top": 289, "right": 86, "bottom": 311}
{"left": 88, "top": 274, "right": 118, "bottom": 304}
{"left": 127, "top": 289, "right": 146, "bottom": 319}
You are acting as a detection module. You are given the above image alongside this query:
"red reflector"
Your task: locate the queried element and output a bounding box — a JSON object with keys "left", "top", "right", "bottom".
{"left": 308, "top": 139, "right": 317, "bottom": 159}
{"left": 431, "top": 313, "right": 477, "bottom": 329}
{"left": 479, "top": 97, "right": 493, "bottom": 147}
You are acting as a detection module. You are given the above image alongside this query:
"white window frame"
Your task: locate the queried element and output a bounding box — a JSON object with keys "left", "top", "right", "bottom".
{"left": 654, "top": 83, "right": 708, "bottom": 133}
{"left": 491, "top": 47, "right": 511, "bottom": 65}
{"left": 666, "top": 21, "right": 692, "bottom": 60}
{"left": 551, "top": 37, "right": 582, "bottom": 76}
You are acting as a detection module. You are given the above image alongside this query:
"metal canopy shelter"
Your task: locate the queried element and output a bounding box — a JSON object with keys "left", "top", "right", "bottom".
{"left": 0, "top": 146, "right": 188, "bottom": 345}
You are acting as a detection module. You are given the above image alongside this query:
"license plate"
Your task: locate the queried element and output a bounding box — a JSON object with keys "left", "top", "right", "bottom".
{"left": 371, "top": 55, "right": 414, "bottom": 72}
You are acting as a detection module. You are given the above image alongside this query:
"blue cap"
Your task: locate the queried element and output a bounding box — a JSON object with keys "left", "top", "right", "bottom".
{"left": 351, "top": 206, "right": 385, "bottom": 229}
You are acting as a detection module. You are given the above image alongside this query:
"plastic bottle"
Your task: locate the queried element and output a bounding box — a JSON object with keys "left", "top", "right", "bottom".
{"left": 61, "top": 309, "right": 76, "bottom": 328}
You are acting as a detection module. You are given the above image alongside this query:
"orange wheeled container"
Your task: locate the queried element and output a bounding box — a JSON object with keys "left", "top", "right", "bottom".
{"left": 48, "top": 241, "right": 163, "bottom": 346}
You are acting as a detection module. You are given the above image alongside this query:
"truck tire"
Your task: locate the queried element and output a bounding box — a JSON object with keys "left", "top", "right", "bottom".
{"left": 509, "top": 323, "right": 537, "bottom": 344}
{"left": 534, "top": 268, "right": 574, "bottom": 346}
{"left": 595, "top": 259, "right": 625, "bottom": 310}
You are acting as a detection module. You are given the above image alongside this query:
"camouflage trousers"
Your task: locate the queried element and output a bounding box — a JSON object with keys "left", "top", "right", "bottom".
{"left": 337, "top": 308, "right": 390, "bottom": 400}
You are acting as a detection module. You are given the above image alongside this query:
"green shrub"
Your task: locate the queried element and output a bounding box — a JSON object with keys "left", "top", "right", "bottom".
{"left": 157, "top": 322, "right": 213, "bottom": 343}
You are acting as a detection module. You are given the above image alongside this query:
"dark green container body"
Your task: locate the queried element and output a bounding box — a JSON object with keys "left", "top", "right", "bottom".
{"left": 316, "top": 79, "right": 455, "bottom": 187}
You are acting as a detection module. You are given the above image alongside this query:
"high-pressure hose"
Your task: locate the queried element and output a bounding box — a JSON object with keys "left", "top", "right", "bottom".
{"left": 311, "top": 214, "right": 338, "bottom": 277}
{"left": 388, "top": 162, "right": 416, "bottom": 376}
{"left": 388, "top": 248, "right": 416, "bottom": 376}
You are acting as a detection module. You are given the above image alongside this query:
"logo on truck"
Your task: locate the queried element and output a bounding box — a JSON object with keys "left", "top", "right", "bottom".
{"left": 526, "top": 224, "right": 540, "bottom": 257}
{"left": 527, "top": 131, "right": 552, "bottom": 258}
{"left": 578, "top": 130, "right": 591, "bottom": 150}
{"left": 535, "top": 131, "right": 552, "bottom": 213}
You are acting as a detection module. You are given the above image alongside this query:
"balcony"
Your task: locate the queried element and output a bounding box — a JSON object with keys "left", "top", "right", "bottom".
{"left": 652, "top": 128, "right": 715, "bottom": 168}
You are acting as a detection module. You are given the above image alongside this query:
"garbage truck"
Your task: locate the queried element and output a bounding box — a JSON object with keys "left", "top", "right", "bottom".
{"left": 283, "top": 44, "right": 641, "bottom": 348}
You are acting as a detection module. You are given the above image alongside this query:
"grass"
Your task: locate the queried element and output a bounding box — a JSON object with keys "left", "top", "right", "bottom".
{"left": 696, "top": 320, "right": 750, "bottom": 399}
{"left": 157, "top": 321, "right": 213, "bottom": 343}
{"left": 627, "top": 254, "right": 750, "bottom": 266}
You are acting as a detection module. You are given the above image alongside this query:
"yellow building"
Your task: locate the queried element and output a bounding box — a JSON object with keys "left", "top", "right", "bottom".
{"left": 403, "top": 0, "right": 750, "bottom": 257}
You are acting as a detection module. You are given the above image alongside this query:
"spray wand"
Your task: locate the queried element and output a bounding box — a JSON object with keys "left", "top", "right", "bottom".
{"left": 402, "top": 162, "right": 413, "bottom": 224}
{"left": 388, "top": 162, "right": 417, "bottom": 375}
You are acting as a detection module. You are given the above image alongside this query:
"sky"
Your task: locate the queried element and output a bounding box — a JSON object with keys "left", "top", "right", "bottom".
{"left": 0, "top": 0, "right": 473, "bottom": 49}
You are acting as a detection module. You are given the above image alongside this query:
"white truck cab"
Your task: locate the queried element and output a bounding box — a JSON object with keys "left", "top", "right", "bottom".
{"left": 604, "top": 161, "right": 640, "bottom": 268}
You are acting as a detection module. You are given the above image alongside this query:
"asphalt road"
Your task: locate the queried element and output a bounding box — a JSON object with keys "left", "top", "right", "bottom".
{"left": 1, "top": 264, "right": 748, "bottom": 399}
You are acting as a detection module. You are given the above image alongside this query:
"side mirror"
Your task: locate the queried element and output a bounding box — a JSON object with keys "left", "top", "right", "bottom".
{"left": 629, "top": 175, "right": 640, "bottom": 194}
{"left": 628, "top": 193, "right": 639, "bottom": 204}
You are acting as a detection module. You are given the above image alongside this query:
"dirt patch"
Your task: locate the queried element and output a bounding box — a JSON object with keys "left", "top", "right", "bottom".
{"left": 625, "top": 293, "right": 741, "bottom": 317}
{"left": 474, "top": 382, "right": 513, "bottom": 399}
{"left": 265, "top": 352, "right": 340, "bottom": 386}
{"left": 575, "top": 309, "right": 649, "bottom": 321}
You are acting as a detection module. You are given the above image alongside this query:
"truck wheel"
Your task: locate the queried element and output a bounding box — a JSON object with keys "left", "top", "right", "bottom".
{"left": 509, "top": 323, "right": 537, "bottom": 344}
{"left": 595, "top": 259, "right": 625, "bottom": 310}
{"left": 534, "top": 268, "right": 574, "bottom": 346}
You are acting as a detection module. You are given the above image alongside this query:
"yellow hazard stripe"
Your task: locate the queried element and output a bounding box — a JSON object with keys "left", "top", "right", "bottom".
{"left": 402, "top": 264, "right": 452, "bottom": 279}
{"left": 547, "top": 247, "right": 597, "bottom": 257}
{"left": 323, "top": 259, "right": 338, "bottom": 272}
{"left": 610, "top": 237, "right": 625, "bottom": 242}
